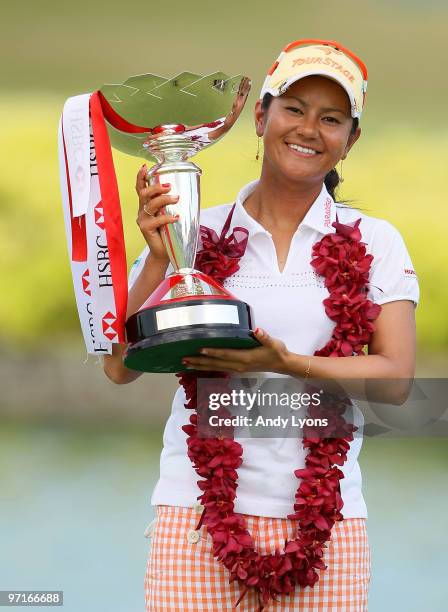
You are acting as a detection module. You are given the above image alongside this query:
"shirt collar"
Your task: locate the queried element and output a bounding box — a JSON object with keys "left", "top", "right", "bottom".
{"left": 232, "top": 180, "right": 267, "bottom": 237}
{"left": 301, "top": 183, "right": 337, "bottom": 234}
{"left": 233, "top": 179, "right": 336, "bottom": 236}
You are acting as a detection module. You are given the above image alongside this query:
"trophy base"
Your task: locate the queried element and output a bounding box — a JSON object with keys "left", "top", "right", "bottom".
{"left": 124, "top": 272, "right": 260, "bottom": 373}
{"left": 124, "top": 326, "right": 259, "bottom": 373}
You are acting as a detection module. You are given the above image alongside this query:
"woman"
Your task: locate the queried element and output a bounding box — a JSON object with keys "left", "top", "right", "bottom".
{"left": 104, "top": 39, "right": 419, "bottom": 611}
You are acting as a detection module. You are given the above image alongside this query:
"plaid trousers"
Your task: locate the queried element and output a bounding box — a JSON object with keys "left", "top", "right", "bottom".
{"left": 144, "top": 505, "right": 370, "bottom": 611}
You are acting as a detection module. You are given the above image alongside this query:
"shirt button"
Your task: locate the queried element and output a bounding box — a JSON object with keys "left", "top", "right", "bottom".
{"left": 192, "top": 502, "right": 204, "bottom": 514}
{"left": 187, "top": 529, "right": 200, "bottom": 544}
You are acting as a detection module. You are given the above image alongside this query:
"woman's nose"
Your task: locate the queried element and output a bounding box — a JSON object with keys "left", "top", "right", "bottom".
{"left": 295, "top": 115, "right": 319, "bottom": 139}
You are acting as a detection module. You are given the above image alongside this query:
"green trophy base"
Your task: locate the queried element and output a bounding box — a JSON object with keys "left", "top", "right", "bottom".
{"left": 124, "top": 271, "right": 260, "bottom": 374}
{"left": 123, "top": 327, "right": 259, "bottom": 373}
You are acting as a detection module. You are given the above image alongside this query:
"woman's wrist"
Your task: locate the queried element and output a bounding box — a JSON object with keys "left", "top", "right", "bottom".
{"left": 281, "top": 351, "right": 312, "bottom": 378}
{"left": 144, "top": 252, "right": 170, "bottom": 271}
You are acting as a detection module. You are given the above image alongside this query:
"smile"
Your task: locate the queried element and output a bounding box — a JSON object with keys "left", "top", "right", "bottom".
{"left": 286, "top": 143, "right": 319, "bottom": 157}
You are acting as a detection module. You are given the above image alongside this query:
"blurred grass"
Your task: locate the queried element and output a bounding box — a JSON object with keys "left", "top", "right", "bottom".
{"left": 1, "top": 0, "right": 448, "bottom": 354}
{"left": 3, "top": 0, "right": 448, "bottom": 126}
{"left": 0, "top": 95, "right": 446, "bottom": 352}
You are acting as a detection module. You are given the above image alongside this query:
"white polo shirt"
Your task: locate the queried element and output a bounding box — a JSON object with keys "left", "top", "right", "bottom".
{"left": 129, "top": 180, "right": 419, "bottom": 519}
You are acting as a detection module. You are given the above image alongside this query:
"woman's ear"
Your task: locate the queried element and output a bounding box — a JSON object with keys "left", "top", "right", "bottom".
{"left": 342, "top": 126, "right": 361, "bottom": 160}
{"left": 254, "top": 99, "right": 265, "bottom": 137}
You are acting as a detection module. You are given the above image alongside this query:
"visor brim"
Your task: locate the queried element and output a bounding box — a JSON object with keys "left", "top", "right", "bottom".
{"left": 260, "top": 70, "right": 362, "bottom": 119}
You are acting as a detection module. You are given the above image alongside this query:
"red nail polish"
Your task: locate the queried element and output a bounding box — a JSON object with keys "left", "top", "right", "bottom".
{"left": 162, "top": 183, "right": 171, "bottom": 188}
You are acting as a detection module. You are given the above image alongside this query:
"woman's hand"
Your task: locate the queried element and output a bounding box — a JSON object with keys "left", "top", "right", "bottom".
{"left": 182, "top": 327, "right": 291, "bottom": 374}
{"left": 135, "top": 164, "right": 180, "bottom": 262}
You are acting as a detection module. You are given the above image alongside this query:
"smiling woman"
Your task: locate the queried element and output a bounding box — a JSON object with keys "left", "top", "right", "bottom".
{"left": 257, "top": 76, "right": 360, "bottom": 190}
{"left": 104, "top": 39, "right": 419, "bottom": 611}
{"left": 260, "top": 84, "right": 360, "bottom": 203}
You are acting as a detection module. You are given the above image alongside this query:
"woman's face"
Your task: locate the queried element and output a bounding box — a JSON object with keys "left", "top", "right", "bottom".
{"left": 255, "top": 75, "right": 361, "bottom": 186}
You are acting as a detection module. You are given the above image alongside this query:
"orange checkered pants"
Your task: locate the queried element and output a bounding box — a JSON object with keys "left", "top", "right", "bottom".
{"left": 144, "top": 505, "right": 370, "bottom": 611}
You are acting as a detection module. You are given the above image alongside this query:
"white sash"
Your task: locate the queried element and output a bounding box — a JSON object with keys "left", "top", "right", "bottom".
{"left": 86, "top": 121, "right": 120, "bottom": 345}
{"left": 61, "top": 94, "right": 91, "bottom": 217}
{"left": 58, "top": 93, "right": 128, "bottom": 354}
{"left": 58, "top": 116, "right": 110, "bottom": 353}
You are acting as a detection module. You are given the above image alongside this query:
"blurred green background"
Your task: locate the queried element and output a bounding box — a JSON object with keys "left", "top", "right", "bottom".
{"left": 0, "top": 1, "right": 447, "bottom": 611}
{"left": 1, "top": 0, "right": 448, "bottom": 355}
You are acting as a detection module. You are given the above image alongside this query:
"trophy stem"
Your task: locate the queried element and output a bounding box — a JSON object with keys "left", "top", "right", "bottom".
{"left": 144, "top": 132, "right": 202, "bottom": 163}
{"left": 147, "top": 157, "right": 201, "bottom": 272}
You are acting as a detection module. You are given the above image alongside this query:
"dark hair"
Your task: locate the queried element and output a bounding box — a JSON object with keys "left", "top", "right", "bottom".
{"left": 260, "top": 93, "right": 359, "bottom": 202}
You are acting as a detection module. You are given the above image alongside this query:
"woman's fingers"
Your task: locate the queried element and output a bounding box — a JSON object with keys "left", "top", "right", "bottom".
{"left": 135, "top": 164, "right": 148, "bottom": 194}
{"left": 184, "top": 363, "right": 239, "bottom": 373}
{"left": 135, "top": 165, "right": 179, "bottom": 214}
{"left": 139, "top": 193, "right": 179, "bottom": 217}
{"left": 138, "top": 183, "right": 172, "bottom": 201}
{"left": 198, "top": 347, "right": 252, "bottom": 361}
{"left": 142, "top": 196, "right": 179, "bottom": 216}
{"left": 138, "top": 185, "right": 177, "bottom": 211}
{"left": 182, "top": 355, "right": 249, "bottom": 373}
{"left": 137, "top": 211, "right": 179, "bottom": 234}
{"left": 134, "top": 167, "right": 180, "bottom": 259}
{"left": 135, "top": 168, "right": 179, "bottom": 219}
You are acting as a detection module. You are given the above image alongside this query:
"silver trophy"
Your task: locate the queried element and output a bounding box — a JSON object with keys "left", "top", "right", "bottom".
{"left": 99, "top": 71, "right": 258, "bottom": 372}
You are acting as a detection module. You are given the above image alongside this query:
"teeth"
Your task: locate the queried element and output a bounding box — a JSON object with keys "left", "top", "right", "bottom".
{"left": 288, "top": 143, "right": 317, "bottom": 155}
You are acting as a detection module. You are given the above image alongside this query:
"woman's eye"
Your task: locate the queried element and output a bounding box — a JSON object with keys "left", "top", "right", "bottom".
{"left": 286, "top": 106, "right": 303, "bottom": 114}
{"left": 323, "top": 116, "right": 340, "bottom": 124}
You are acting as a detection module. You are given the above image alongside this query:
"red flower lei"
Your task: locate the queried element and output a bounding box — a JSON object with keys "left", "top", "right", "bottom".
{"left": 176, "top": 206, "right": 381, "bottom": 611}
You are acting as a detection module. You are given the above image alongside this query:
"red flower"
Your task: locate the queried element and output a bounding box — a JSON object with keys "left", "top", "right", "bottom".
{"left": 195, "top": 209, "right": 248, "bottom": 283}
{"left": 332, "top": 217, "right": 362, "bottom": 241}
{"left": 176, "top": 213, "right": 381, "bottom": 609}
{"left": 211, "top": 516, "right": 255, "bottom": 556}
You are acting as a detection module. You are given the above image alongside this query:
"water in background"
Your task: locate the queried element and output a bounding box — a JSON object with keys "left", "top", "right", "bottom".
{"left": 0, "top": 423, "right": 446, "bottom": 612}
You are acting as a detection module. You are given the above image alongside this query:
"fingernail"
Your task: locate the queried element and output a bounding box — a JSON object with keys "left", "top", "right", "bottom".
{"left": 199, "top": 349, "right": 208, "bottom": 355}
{"left": 161, "top": 183, "right": 171, "bottom": 188}
{"left": 182, "top": 358, "right": 189, "bottom": 364}
{"left": 172, "top": 214, "right": 180, "bottom": 221}
{"left": 255, "top": 327, "right": 264, "bottom": 337}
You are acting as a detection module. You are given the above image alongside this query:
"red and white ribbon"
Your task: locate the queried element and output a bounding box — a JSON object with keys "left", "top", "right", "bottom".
{"left": 58, "top": 92, "right": 129, "bottom": 354}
